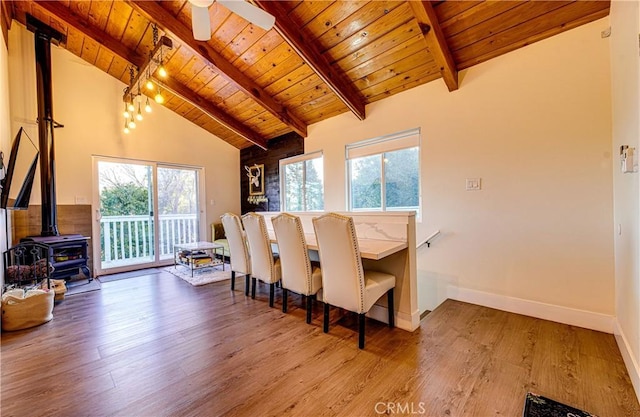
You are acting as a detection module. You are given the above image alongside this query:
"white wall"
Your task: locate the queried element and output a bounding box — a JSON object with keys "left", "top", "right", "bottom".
{"left": 305, "top": 18, "right": 614, "bottom": 324}
{"left": 7, "top": 23, "right": 240, "bottom": 242}
{"left": 611, "top": 0, "right": 640, "bottom": 400}
{"left": 0, "top": 28, "right": 11, "bottom": 287}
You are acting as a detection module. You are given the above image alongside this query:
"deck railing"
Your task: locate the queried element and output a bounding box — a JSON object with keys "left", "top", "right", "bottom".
{"left": 100, "top": 214, "right": 199, "bottom": 266}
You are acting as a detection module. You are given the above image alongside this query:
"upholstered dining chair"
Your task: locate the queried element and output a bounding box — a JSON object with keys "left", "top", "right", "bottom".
{"left": 312, "top": 213, "right": 396, "bottom": 349}
{"left": 272, "top": 213, "right": 322, "bottom": 323}
{"left": 221, "top": 213, "right": 251, "bottom": 295}
{"left": 242, "top": 212, "right": 282, "bottom": 307}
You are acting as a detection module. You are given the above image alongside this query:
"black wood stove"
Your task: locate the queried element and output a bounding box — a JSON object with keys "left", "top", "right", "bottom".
{"left": 16, "top": 16, "right": 92, "bottom": 282}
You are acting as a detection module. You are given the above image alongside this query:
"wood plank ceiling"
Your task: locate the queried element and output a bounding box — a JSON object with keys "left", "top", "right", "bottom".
{"left": 5, "top": 1, "right": 610, "bottom": 150}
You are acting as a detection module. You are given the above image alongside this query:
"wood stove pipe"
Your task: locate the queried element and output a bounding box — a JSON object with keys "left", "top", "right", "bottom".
{"left": 26, "top": 15, "right": 65, "bottom": 237}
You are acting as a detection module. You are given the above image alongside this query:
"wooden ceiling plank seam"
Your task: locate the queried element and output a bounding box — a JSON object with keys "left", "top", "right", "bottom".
{"left": 264, "top": 63, "right": 316, "bottom": 97}
{"left": 315, "top": 1, "right": 405, "bottom": 53}
{"left": 240, "top": 41, "right": 295, "bottom": 81}
{"left": 448, "top": 1, "right": 571, "bottom": 52}
{"left": 287, "top": 0, "right": 334, "bottom": 27}
{"left": 87, "top": 0, "right": 112, "bottom": 32}
{"left": 456, "top": 4, "right": 610, "bottom": 70}
{"left": 233, "top": 30, "right": 284, "bottom": 73}
{"left": 410, "top": 1, "right": 459, "bottom": 92}
{"left": 353, "top": 51, "right": 436, "bottom": 91}
{"left": 323, "top": 3, "right": 415, "bottom": 64}
{"left": 334, "top": 20, "right": 422, "bottom": 74}
{"left": 221, "top": 23, "right": 266, "bottom": 63}
{"left": 301, "top": 1, "right": 368, "bottom": 40}
{"left": 81, "top": 36, "right": 100, "bottom": 67}
{"left": 104, "top": 1, "right": 133, "bottom": 43}
{"left": 434, "top": 1, "right": 483, "bottom": 25}
{"left": 256, "top": 0, "right": 366, "bottom": 120}
{"left": 258, "top": 57, "right": 307, "bottom": 91}
{"left": 156, "top": 76, "right": 268, "bottom": 150}
{"left": 455, "top": 0, "right": 609, "bottom": 62}
{"left": 34, "top": 1, "right": 147, "bottom": 68}
{"left": 361, "top": 61, "right": 438, "bottom": 99}
{"left": 127, "top": 0, "right": 308, "bottom": 138}
{"left": 363, "top": 63, "right": 441, "bottom": 103}
{"left": 132, "top": 21, "right": 155, "bottom": 60}
{"left": 344, "top": 35, "right": 426, "bottom": 82}
{"left": 367, "top": 72, "right": 441, "bottom": 104}
{"left": 440, "top": 1, "right": 523, "bottom": 38}
{"left": 274, "top": 74, "right": 329, "bottom": 105}
{"left": 211, "top": 13, "right": 251, "bottom": 55}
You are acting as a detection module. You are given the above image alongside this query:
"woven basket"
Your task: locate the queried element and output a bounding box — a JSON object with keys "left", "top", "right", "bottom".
{"left": 40, "top": 279, "right": 67, "bottom": 301}
{"left": 1, "top": 289, "right": 54, "bottom": 331}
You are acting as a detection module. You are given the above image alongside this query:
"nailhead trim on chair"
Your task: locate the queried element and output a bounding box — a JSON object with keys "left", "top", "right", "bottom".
{"left": 273, "top": 213, "right": 313, "bottom": 294}
{"left": 242, "top": 212, "right": 277, "bottom": 283}
{"left": 221, "top": 213, "right": 251, "bottom": 275}
{"left": 316, "top": 213, "right": 366, "bottom": 313}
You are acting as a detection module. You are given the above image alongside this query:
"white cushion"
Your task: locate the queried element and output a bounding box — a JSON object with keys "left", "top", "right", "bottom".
{"left": 273, "top": 213, "right": 322, "bottom": 296}
{"left": 243, "top": 213, "right": 281, "bottom": 284}
{"left": 221, "top": 213, "right": 251, "bottom": 275}
{"left": 313, "top": 213, "right": 395, "bottom": 314}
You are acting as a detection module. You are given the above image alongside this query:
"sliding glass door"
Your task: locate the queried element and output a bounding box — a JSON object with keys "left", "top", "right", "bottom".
{"left": 93, "top": 157, "right": 204, "bottom": 275}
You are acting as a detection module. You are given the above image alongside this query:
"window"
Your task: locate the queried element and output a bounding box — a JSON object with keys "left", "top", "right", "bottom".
{"left": 347, "top": 129, "right": 420, "bottom": 213}
{"left": 280, "top": 151, "right": 324, "bottom": 211}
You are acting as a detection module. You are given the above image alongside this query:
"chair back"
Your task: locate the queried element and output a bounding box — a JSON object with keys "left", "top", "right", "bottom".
{"left": 242, "top": 212, "right": 278, "bottom": 283}
{"left": 312, "top": 213, "right": 365, "bottom": 313}
{"left": 272, "top": 213, "right": 313, "bottom": 295}
{"left": 221, "top": 213, "right": 250, "bottom": 275}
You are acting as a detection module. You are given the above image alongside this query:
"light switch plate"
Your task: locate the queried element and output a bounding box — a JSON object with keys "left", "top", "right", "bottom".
{"left": 466, "top": 178, "right": 481, "bottom": 191}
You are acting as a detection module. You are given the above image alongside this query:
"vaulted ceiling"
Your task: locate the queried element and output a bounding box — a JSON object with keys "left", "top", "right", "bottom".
{"left": 3, "top": 1, "right": 610, "bottom": 150}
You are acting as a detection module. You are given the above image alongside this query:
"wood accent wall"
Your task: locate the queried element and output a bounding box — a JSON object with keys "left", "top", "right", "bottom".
{"left": 11, "top": 204, "right": 92, "bottom": 245}
{"left": 240, "top": 133, "right": 303, "bottom": 214}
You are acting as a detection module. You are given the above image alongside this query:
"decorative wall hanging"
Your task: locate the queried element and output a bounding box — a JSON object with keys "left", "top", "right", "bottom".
{"left": 245, "top": 164, "right": 264, "bottom": 196}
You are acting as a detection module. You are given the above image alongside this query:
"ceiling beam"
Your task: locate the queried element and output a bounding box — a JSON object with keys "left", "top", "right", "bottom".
{"left": 410, "top": 1, "right": 459, "bottom": 92}
{"left": 254, "top": 0, "right": 366, "bottom": 121}
{"left": 32, "top": 1, "right": 269, "bottom": 149}
{"left": 127, "top": 0, "right": 308, "bottom": 138}
{"left": 156, "top": 77, "right": 268, "bottom": 150}
{"left": 35, "top": 0, "right": 146, "bottom": 68}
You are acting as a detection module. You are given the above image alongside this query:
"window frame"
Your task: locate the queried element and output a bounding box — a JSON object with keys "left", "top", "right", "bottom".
{"left": 346, "top": 128, "right": 421, "bottom": 215}
{"left": 279, "top": 151, "right": 324, "bottom": 212}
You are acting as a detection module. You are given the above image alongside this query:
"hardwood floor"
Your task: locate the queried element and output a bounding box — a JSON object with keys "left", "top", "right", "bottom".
{"left": 2, "top": 271, "right": 639, "bottom": 417}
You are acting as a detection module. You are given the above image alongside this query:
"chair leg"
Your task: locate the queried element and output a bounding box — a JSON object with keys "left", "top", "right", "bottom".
{"left": 387, "top": 288, "right": 395, "bottom": 328}
{"left": 245, "top": 275, "right": 250, "bottom": 297}
{"left": 230, "top": 271, "right": 236, "bottom": 291}
{"left": 323, "top": 303, "right": 330, "bottom": 333}
{"left": 306, "top": 294, "right": 313, "bottom": 324}
{"left": 282, "top": 288, "right": 288, "bottom": 313}
{"left": 269, "top": 283, "right": 275, "bottom": 307}
{"left": 251, "top": 278, "right": 257, "bottom": 299}
{"left": 358, "top": 313, "right": 366, "bottom": 349}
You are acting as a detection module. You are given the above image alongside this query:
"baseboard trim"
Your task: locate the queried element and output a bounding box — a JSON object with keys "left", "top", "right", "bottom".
{"left": 446, "top": 286, "right": 615, "bottom": 333}
{"left": 614, "top": 319, "right": 640, "bottom": 403}
{"left": 368, "top": 305, "right": 420, "bottom": 332}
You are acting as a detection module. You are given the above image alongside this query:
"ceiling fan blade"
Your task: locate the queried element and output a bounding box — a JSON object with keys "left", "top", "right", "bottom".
{"left": 191, "top": 5, "right": 212, "bottom": 41}
{"left": 218, "top": 0, "right": 275, "bottom": 31}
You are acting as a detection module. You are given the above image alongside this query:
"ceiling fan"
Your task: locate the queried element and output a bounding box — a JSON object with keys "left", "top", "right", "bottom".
{"left": 188, "top": 0, "right": 276, "bottom": 41}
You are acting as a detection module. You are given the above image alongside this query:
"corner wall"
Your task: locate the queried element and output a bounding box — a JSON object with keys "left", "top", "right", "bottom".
{"left": 305, "top": 18, "right": 614, "bottom": 327}
{"left": 611, "top": 0, "right": 640, "bottom": 400}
